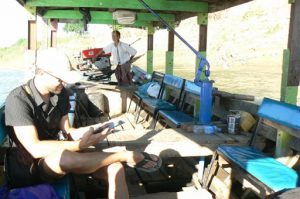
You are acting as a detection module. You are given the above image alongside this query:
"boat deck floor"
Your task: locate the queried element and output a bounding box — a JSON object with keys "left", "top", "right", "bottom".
{"left": 83, "top": 113, "right": 214, "bottom": 198}
{"left": 79, "top": 111, "right": 263, "bottom": 198}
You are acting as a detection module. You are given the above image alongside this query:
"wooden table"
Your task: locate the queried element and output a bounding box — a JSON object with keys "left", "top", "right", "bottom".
{"left": 98, "top": 128, "right": 255, "bottom": 157}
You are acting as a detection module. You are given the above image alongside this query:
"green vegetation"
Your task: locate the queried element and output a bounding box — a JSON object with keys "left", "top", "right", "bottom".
{"left": 265, "top": 24, "right": 281, "bottom": 36}
{"left": 0, "top": 39, "right": 27, "bottom": 62}
{"left": 242, "top": 8, "right": 265, "bottom": 20}
{"left": 63, "top": 22, "right": 85, "bottom": 35}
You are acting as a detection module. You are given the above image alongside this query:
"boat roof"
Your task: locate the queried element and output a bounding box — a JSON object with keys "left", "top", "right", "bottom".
{"left": 15, "top": 0, "right": 254, "bottom": 27}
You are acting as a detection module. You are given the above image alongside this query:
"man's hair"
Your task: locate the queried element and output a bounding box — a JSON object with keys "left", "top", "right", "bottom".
{"left": 112, "top": 30, "right": 121, "bottom": 37}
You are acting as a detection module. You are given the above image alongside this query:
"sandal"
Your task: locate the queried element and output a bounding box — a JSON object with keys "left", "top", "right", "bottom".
{"left": 128, "top": 152, "right": 162, "bottom": 173}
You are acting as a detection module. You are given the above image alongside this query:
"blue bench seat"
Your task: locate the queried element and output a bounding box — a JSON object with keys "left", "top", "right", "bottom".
{"left": 218, "top": 145, "right": 300, "bottom": 192}
{"left": 155, "top": 81, "right": 200, "bottom": 128}
{"left": 203, "top": 98, "right": 300, "bottom": 197}
{"left": 134, "top": 90, "right": 150, "bottom": 100}
{"left": 158, "top": 110, "right": 194, "bottom": 127}
{"left": 142, "top": 98, "right": 177, "bottom": 111}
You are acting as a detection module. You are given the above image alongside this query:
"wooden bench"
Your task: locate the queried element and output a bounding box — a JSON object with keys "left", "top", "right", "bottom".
{"left": 203, "top": 98, "right": 300, "bottom": 198}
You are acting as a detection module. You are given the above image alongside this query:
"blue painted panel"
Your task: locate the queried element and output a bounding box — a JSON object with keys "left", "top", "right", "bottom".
{"left": 258, "top": 98, "right": 300, "bottom": 130}
{"left": 163, "top": 74, "right": 184, "bottom": 89}
{"left": 184, "top": 80, "right": 200, "bottom": 95}
{"left": 0, "top": 105, "right": 7, "bottom": 145}
{"left": 52, "top": 176, "right": 71, "bottom": 199}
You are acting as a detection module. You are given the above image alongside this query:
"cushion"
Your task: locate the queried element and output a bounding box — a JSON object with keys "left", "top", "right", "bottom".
{"left": 218, "top": 145, "right": 300, "bottom": 192}
{"left": 258, "top": 98, "right": 300, "bottom": 131}
{"left": 159, "top": 110, "right": 194, "bottom": 126}
{"left": 142, "top": 98, "right": 176, "bottom": 111}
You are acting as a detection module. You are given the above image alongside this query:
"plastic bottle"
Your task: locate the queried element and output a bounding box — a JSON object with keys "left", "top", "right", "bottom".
{"left": 198, "top": 156, "right": 205, "bottom": 183}
{"left": 193, "top": 125, "right": 221, "bottom": 134}
{"left": 68, "top": 93, "right": 77, "bottom": 128}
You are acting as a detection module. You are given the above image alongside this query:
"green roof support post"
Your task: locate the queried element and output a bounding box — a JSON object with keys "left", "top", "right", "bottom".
{"left": 194, "top": 12, "right": 208, "bottom": 121}
{"left": 165, "top": 23, "right": 175, "bottom": 75}
{"left": 277, "top": 50, "right": 298, "bottom": 158}
{"left": 276, "top": 0, "right": 299, "bottom": 158}
{"left": 195, "top": 13, "right": 208, "bottom": 77}
{"left": 147, "top": 23, "right": 154, "bottom": 73}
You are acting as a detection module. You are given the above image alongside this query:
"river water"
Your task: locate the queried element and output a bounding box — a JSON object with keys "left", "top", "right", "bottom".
{"left": 0, "top": 69, "right": 32, "bottom": 106}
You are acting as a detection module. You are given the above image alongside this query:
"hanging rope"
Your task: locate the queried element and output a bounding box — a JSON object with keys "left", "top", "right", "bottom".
{"left": 137, "top": 0, "right": 210, "bottom": 81}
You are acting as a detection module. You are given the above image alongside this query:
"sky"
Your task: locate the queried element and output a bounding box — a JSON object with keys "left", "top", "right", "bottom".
{"left": 0, "top": 0, "right": 30, "bottom": 47}
{"left": 0, "top": 0, "right": 111, "bottom": 48}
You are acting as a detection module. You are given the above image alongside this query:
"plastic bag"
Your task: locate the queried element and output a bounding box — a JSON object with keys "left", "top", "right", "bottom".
{"left": 138, "top": 82, "right": 153, "bottom": 95}
{"left": 146, "top": 82, "right": 161, "bottom": 98}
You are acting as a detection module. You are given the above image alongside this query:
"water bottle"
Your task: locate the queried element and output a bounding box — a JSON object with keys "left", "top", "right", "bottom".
{"left": 198, "top": 156, "right": 205, "bottom": 183}
{"left": 68, "top": 93, "right": 77, "bottom": 128}
{"left": 193, "top": 125, "right": 221, "bottom": 134}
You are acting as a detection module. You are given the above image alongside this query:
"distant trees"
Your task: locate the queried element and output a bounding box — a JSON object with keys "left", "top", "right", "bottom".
{"left": 63, "top": 22, "right": 85, "bottom": 35}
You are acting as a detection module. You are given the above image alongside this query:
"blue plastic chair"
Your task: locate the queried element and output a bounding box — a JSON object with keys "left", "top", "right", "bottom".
{"left": 128, "top": 71, "right": 164, "bottom": 112}
{"left": 137, "top": 74, "right": 185, "bottom": 125}
{"left": 155, "top": 80, "right": 200, "bottom": 129}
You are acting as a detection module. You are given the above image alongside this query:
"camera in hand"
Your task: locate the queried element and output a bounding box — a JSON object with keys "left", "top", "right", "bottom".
{"left": 93, "top": 125, "right": 107, "bottom": 134}
{"left": 93, "top": 120, "right": 125, "bottom": 134}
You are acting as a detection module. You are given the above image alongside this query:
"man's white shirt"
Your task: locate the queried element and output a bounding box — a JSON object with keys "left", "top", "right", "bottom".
{"left": 103, "top": 41, "right": 137, "bottom": 65}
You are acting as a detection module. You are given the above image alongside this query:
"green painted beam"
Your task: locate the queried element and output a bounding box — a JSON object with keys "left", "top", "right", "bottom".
{"left": 44, "top": 10, "right": 82, "bottom": 19}
{"left": 275, "top": 130, "right": 292, "bottom": 158}
{"left": 275, "top": 49, "right": 298, "bottom": 158}
{"left": 27, "top": 0, "right": 208, "bottom": 13}
{"left": 137, "top": 13, "right": 174, "bottom": 22}
{"left": 147, "top": 50, "right": 153, "bottom": 73}
{"left": 43, "top": 10, "right": 175, "bottom": 21}
{"left": 194, "top": 51, "right": 206, "bottom": 121}
{"left": 195, "top": 51, "right": 207, "bottom": 80}
{"left": 165, "top": 51, "right": 173, "bottom": 75}
{"left": 280, "top": 49, "right": 298, "bottom": 104}
{"left": 197, "top": 13, "right": 208, "bottom": 25}
{"left": 147, "top": 23, "right": 155, "bottom": 35}
{"left": 25, "top": 5, "right": 36, "bottom": 20}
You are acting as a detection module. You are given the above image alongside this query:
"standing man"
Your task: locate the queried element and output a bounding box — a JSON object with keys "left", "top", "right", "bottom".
{"left": 5, "top": 48, "right": 161, "bottom": 198}
{"left": 95, "top": 30, "right": 137, "bottom": 86}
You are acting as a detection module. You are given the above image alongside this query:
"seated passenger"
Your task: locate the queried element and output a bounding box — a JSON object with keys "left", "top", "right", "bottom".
{"left": 5, "top": 48, "right": 160, "bottom": 199}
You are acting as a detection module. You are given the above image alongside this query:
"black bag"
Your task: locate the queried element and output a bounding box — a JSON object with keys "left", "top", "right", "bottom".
{"left": 4, "top": 147, "right": 39, "bottom": 189}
